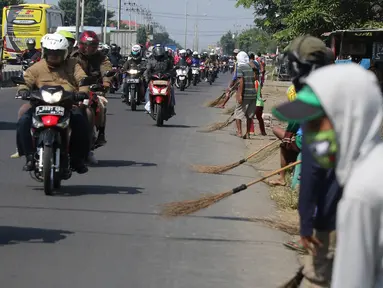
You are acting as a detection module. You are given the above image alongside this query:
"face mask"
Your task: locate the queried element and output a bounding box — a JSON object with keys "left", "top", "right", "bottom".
{"left": 305, "top": 129, "right": 337, "bottom": 168}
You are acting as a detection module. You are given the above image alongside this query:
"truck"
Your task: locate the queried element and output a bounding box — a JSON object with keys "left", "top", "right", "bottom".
{"left": 109, "top": 30, "right": 137, "bottom": 56}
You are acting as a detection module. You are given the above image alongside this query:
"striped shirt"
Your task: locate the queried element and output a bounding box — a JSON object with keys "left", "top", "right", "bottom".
{"left": 236, "top": 64, "right": 257, "bottom": 100}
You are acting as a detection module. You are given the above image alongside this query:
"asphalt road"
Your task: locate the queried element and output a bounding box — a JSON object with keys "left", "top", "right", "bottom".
{"left": 0, "top": 76, "right": 298, "bottom": 288}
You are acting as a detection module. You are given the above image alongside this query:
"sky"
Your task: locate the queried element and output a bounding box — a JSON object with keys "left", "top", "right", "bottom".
{"left": 27, "top": 0, "right": 256, "bottom": 50}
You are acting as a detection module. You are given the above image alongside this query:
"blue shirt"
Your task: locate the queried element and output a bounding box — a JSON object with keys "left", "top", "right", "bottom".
{"left": 191, "top": 58, "right": 200, "bottom": 65}
{"left": 232, "top": 63, "right": 238, "bottom": 81}
{"left": 299, "top": 136, "right": 343, "bottom": 236}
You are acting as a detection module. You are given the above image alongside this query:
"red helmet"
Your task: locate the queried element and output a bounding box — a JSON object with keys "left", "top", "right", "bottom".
{"left": 78, "top": 30, "right": 99, "bottom": 56}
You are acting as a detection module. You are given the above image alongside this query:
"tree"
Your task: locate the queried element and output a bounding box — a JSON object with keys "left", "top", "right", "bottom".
{"left": 0, "top": 0, "right": 25, "bottom": 24}
{"left": 136, "top": 26, "right": 147, "bottom": 45}
{"left": 236, "top": 0, "right": 383, "bottom": 44}
{"left": 220, "top": 31, "right": 236, "bottom": 54}
{"left": 58, "top": 0, "right": 114, "bottom": 26}
{"left": 236, "top": 28, "right": 277, "bottom": 53}
{"left": 235, "top": 0, "right": 293, "bottom": 35}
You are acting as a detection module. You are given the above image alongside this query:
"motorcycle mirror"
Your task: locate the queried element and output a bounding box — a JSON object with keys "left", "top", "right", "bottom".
{"left": 104, "top": 70, "right": 116, "bottom": 77}
{"left": 79, "top": 76, "right": 98, "bottom": 87}
{"left": 11, "top": 76, "right": 26, "bottom": 85}
{"left": 89, "top": 84, "right": 103, "bottom": 91}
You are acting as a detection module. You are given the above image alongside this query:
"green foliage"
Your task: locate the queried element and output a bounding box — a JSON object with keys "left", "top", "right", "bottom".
{"left": 0, "top": 0, "right": 25, "bottom": 24}
{"left": 58, "top": 0, "right": 114, "bottom": 26}
{"left": 236, "top": 0, "right": 383, "bottom": 44}
{"left": 136, "top": 26, "right": 147, "bottom": 45}
{"left": 220, "top": 31, "right": 236, "bottom": 54}
{"left": 236, "top": 28, "right": 277, "bottom": 53}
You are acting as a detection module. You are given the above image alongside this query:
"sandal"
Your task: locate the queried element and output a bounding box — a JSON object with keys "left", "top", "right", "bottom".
{"left": 283, "top": 240, "right": 308, "bottom": 254}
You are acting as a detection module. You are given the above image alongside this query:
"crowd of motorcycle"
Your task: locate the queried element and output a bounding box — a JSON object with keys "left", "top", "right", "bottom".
{"left": 8, "top": 30, "right": 235, "bottom": 196}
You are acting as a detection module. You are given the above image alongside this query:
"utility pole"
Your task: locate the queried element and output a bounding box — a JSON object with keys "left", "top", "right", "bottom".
{"left": 75, "top": 0, "right": 81, "bottom": 40}
{"left": 80, "top": 0, "right": 85, "bottom": 32}
{"left": 184, "top": 0, "right": 188, "bottom": 48}
{"left": 103, "top": 0, "right": 108, "bottom": 43}
{"left": 117, "top": 0, "right": 121, "bottom": 29}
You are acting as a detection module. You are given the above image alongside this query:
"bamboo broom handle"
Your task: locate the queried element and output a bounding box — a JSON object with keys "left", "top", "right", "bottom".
{"left": 231, "top": 160, "right": 302, "bottom": 194}
{"left": 243, "top": 139, "right": 279, "bottom": 162}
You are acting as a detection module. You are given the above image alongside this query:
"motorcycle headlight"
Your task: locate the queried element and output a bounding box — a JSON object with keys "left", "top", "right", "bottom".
{"left": 129, "top": 69, "right": 138, "bottom": 74}
{"left": 41, "top": 90, "right": 62, "bottom": 104}
{"left": 182, "top": 70, "right": 187, "bottom": 75}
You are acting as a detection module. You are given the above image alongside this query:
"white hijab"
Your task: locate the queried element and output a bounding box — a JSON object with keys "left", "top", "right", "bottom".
{"left": 236, "top": 51, "right": 249, "bottom": 66}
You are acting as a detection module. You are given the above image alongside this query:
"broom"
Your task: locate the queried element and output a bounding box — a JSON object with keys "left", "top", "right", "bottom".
{"left": 191, "top": 139, "right": 279, "bottom": 174}
{"left": 278, "top": 266, "right": 304, "bottom": 288}
{"left": 197, "top": 113, "right": 235, "bottom": 133}
{"left": 161, "top": 160, "right": 301, "bottom": 217}
{"left": 215, "top": 85, "right": 238, "bottom": 107}
{"left": 222, "top": 105, "right": 235, "bottom": 115}
{"left": 204, "top": 92, "right": 226, "bottom": 107}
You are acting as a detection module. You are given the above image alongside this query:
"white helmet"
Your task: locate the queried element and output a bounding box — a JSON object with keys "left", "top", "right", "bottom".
{"left": 179, "top": 49, "right": 186, "bottom": 55}
{"left": 41, "top": 33, "right": 69, "bottom": 61}
{"left": 131, "top": 44, "right": 141, "bottom": 59}
{"left": 192, "top": 51, "right": 198, "bottom": 56}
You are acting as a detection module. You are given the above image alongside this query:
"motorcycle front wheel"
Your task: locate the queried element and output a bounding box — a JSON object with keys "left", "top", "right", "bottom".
{"left": 130, "top": 87, "right": 137, "bottom": 111}
{"left": 156, "top": 104, "right": 164, "bottom": 127}
{"left": 43, "top": 146, "right": 56, "bottom": 195}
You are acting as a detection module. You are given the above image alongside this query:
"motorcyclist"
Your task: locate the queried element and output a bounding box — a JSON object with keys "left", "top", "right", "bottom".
{"left": 55, "top": 30, "right": 76, "bottom": 56}
{"left": 122, "top": 44, "right": 145, "bottom": 102}
{"left": 16, "top": 33, "right": 90, "bottom": 174}
{"left": 108, "top": 43, "right": 123, "bottom": 67}
{"left": 144, "top": 45, "right": 176, "bottom": 115}
{"left": 191, "top": 51, "right": 200, "bottom": 66}
{"left": 20, "top": 38, "right": 41, "bottom": 61}
{"left": 71, "top": 31, "right": 112, "bottom": 148}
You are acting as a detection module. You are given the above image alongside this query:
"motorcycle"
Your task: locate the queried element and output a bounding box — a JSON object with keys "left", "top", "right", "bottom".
{"left": 122, "top": 65, "right": 145, "bottom": 111}
{"left": 200, "top": 62, "right": 206, "bottom": 80}
{"left": 109, "top": 66, "right": 122, "bottom": 94}
{"left": 229, "top": 62, "right": 234, "bottom": 74}
{"left": 222, "top": 61, "right": 228, "bottom": 73}
{"left": 207, "top": 65, "right": 214, "bottom": 85}
{"left": 11, "top": 76, "right": 91, "bottom": 196}
{"left": 82, "top": 71, "right": 116, "bottom": 150}
{"left": 148, "top": 73, "right": 173, "bottom": 127}
{"left": 175, "top": 65, "right": 188, "bottom": 91}
{"left": 191, "top": 64, "right": 200, "bottom": 86}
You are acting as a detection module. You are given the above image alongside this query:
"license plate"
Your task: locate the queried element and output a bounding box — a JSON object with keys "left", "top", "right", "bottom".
{"left": 192, "top": 70, "right": 199, "bottom": 74}
{"left": 126, "top": 78, "right": 139, "bottom": 83}
{"left": 179, "top": 76, "right": 185, "bottom": 80}
{"left": 35, "top": 106, "right": 65, "bottom": 116}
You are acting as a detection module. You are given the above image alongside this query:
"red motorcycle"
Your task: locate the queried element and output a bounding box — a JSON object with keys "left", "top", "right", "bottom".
{"left": 148, "top": 73, "right": 172, "bottom": 127}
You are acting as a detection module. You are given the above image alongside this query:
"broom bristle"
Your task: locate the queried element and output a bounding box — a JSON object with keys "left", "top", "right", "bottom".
{"left": 197, "top": 117, "right": 235, "bottom": 133}
{"left": 204, "top": 93, "right": 225, "bottom": 107}
{"left": 161, "top": 191, "right": 233, "bottom": 217}
{"left": 222, "top": 106, "right": 235, "bottom": 115}
{"left": 190, "top": 161, "right": 240, "bottom": 174}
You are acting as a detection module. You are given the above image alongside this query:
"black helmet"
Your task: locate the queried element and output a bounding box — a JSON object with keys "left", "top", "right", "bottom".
{"left": 153, "top": 46, "right": 166, "bottom": 59}
{"left": 110, "top": 43, "right": 118, "bottom": 53}
{"left": 186, "top": 49, "right": 192, "bottom": 56}
{"left": 26, "top": 38, "right": 36, "bottom": 50}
